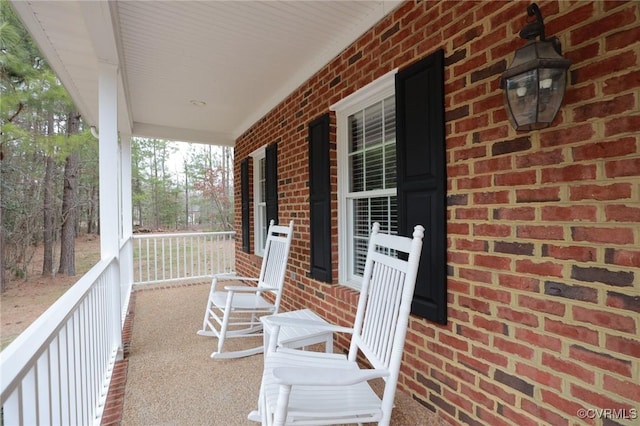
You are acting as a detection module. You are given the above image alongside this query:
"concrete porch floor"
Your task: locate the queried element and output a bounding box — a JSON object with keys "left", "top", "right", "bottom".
{"left": 102, "top": 282, "right": 446, "bottom": 425}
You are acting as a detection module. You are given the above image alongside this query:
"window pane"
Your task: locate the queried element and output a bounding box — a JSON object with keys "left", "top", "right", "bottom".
{"left": 367, "top": 196, "right": 398, "bottom": 234}
{"left": 351, "top": 196, "right": 399, "bottom": 276}
{"left": 385, "top": 143, "right": 396, "bottom": 188}
{"left": 384, "top": 96, "right": 396, "bottom": 189}
{"left": 260, "top": 205, "right": 269, "bottom": 248}
{"left": 259, "top": 205, "right": 267, "bottom": 246}
{"left": 350, "top": 152, "right": 364, "bottom": 192}
{"left": 254, "top": 154, "right": 268, "bottom": 255}
{"left": 353, "top": 198, "right": 370, "bottom": 237}
{"left": 352, "top": 236, "right": 368, "bottom": 277}
{"left": 370, "top": 197, "right": 389, "bottom": 230}
{"left": 364, "top": 147, "right": 383, "bottom": 191}
{"left": 384, "top": 97, "right": 395, "bottom": 143}
{"left": 389, "top": 195, "right": 398, "bottom": 232}
{"left": 259, "top": 158, "right": 266, "bottom": 203}
{"left": 349, "top": 111, "right": 364, "bottom": 152}
{"left": 364, "top": 102, "right": 383, "bottom": 147}
{"left": 352, "top": 198, "right": 369, "bottom": 276}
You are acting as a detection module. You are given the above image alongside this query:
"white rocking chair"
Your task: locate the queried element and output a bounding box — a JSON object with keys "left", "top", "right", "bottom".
{"left": 197, "top": 220, "right": 294, "bottom": 359}
{"left": 254, "top": 222, "right": 424, "bottom": 426}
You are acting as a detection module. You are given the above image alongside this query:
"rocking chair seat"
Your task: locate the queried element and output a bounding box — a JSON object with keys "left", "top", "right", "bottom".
{"left": 210, "top": 290, "right": 275, "bottom": 310}
{"left": 263, "top": 348, "right": 384, "bottom": 424}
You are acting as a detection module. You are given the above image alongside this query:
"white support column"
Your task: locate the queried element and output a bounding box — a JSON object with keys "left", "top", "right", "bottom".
{"left": 98, "top": 61, "right": 123, "bottom": 353}
{"left": 99, "top": 61, "right": 120, "bottom": 259}
{"left": 121, "top": 134, "right": 133, "bottom": 239}
{"left": 119, "top": 134, "right": 134, "bottom": 318}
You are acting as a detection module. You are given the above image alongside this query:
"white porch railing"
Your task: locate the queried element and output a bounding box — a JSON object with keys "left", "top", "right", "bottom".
{"left": 133, "top": 231, "right": 235, "bottom": 285}
{"left": 0, "top": 231, "right": 235, "bottom": 426}
{"left": 0, "top": 257, "right": 122, "bottom": 426}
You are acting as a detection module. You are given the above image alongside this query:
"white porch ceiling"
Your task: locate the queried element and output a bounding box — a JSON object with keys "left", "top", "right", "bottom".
{"left": 10, "top": 0, "right": 402, "bottom": 146}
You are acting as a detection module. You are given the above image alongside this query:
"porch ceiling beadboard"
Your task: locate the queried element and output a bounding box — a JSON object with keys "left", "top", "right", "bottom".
{"left": 9, "top": 0, "right": 402, "bottom": 146}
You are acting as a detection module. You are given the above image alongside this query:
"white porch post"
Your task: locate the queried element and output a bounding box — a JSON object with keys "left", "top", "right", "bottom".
{"left": 119, "top": 134, "right": 134, "bottom": 319}
{"left": 121, "top": 134, "right": 133, "bottom": 238}
{"left": 98, "top": 61, "right": 123, "bottom": 352}
{"left": 99, "top": 62, "right": 120, "bottom": 258}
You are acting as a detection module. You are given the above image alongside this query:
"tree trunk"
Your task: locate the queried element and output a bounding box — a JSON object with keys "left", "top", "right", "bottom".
{"left": 134, "top": 176, "right": 142, "bottom": 228}
{"left": 59, "top": 151, "right": 78, "bottom": 275}
{"left": 87, "top": 183, "right": 97, "bottom": 234}
{"left": 153, "top": 143, "right": 159, "bottom": 229}
{"left": 184, "top": 163, "right": 189, "bottom": 229}
{"left": 42, "top": 155, "right": 55, "bottom": 276}
{"left": 59, "top": 112, "right": 80, "bottom": 276}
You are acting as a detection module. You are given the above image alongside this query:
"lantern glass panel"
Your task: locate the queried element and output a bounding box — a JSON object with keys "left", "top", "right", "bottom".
{"left": 537, "top": 67, "right": 567, "bottom": 124}
{"left": 505, "top": 70, "right": 538, "bottom": 128}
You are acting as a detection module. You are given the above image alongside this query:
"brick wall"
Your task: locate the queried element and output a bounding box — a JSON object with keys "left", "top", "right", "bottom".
{"left": 234, "top": 1, "right": 640, "bottom": 425}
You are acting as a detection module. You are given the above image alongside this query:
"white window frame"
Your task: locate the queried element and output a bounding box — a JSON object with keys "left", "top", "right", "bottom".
{"left": 330, "top": 69, "right": 397, "bottom": 289}
{"left": 250, "top": 145, "right": 268, "bottom": 256}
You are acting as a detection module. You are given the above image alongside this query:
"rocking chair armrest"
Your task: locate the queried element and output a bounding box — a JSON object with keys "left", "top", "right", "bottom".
{"left": 212, "top": 272, "right": 239, "bottom": 279}
{"left": 262, "top": 316, "right": 354, "bottom": 334}
{"left": 272, "top": 366, "right": 388, "bottom": 386}
{"left": 214, "top": 275, "right": 259, "bottom": 283}
{"left": 223, "top": 285, "right": 276, "bottom": 292}
{"left": 212, "top": 274, "right": 257, "bottom": 289}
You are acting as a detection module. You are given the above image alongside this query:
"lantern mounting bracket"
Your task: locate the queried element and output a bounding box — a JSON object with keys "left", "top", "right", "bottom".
{"left": 519, "top": 3, "right": 563, "bottom": 55}
{"left": 519, "top": 3, "right": 545, "bottom": 41}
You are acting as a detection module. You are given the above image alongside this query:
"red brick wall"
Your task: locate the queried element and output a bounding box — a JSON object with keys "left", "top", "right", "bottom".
{"left": 234, "top": 1, "right": 640, "bottom": 424}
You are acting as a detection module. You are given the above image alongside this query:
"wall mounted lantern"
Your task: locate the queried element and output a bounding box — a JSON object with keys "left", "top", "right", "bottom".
{"left": 501, "top": 3, "right": 571, "bottom": 131}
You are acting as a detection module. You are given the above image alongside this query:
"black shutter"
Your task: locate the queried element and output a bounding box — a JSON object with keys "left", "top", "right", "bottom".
{"left": 308, "top": 114, "right": 332, "bottom": 283}
{"left": 241, "top": 158, "right": 250, "bottom": 253}
{"left": 396, "top": 49, "right": 447, "bottom": 324}
{"left": 265, "top": 143, "right": 278, "bottom": 225}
